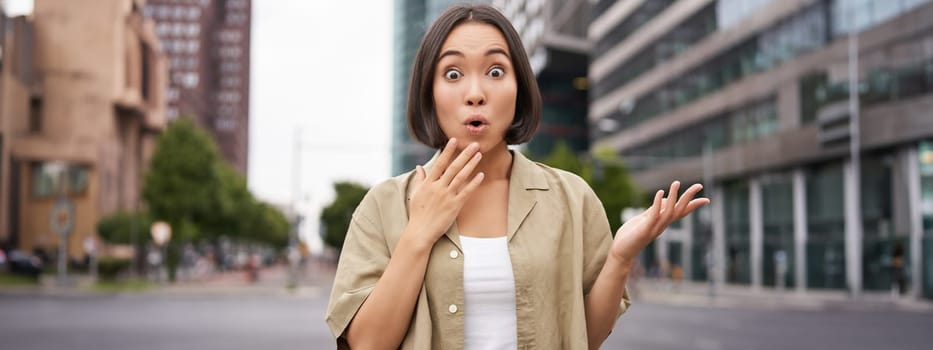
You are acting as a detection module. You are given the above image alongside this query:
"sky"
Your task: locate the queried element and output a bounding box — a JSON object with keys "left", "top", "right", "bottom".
{"left": 3, "top": 0, "right": 394, "bottom": 253}
{"left": 249, "top": 1, "right": 393, "bottom": 252}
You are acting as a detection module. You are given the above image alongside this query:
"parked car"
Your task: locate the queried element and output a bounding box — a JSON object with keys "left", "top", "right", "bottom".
{"left": 6, "top": 250, "right": 43, "bottom": 279}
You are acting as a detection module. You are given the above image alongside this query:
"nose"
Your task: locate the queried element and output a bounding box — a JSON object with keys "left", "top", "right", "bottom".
{"left": 465, "top": 78, "right": 485, "bottom": 106}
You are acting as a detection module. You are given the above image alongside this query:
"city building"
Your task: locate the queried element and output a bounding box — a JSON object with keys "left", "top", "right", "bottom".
{"left": 144, "top": 0, "right": 250, "bottom": 175}
{"left": 391, "top": 0, "right": 489, "bottom": 175}
{"left": 494, "top": 0, "right": 592, "bottom": 159}
{"left": 0, "top": 0, "right": 167, "bottom": 259}
{"left": 589, "top": 0, "right": 933, "bottom": 298}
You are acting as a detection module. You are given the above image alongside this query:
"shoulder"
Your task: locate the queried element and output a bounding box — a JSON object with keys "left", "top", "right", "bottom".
{"left": 523, "top": 158, "right": 595, "bottom": 197}
{"left": 355, "top": 171, "right": 414, "bottom": 219}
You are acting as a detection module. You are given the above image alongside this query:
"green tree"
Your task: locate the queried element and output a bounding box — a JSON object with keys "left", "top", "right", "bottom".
{"left": 535, "top": 141, "right": 641, "bottom": 232}
{"left": 320, "top": 182, "right": 369, "bottom": 251}
{"left": 138, "top": 117, "right": 292, "bottom": 279}
{"left": 143, "top": 118, "right": 223, "bottom": 244}
{"left": 96, "top": 211, "right": 153, "bottom": 245}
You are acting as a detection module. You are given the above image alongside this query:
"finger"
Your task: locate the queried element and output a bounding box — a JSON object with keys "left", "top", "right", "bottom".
{"left": 675, "top": 183, "right": 703, "bottom": 215}
{"left": 409, "top": 165, "right": 426, "bottom": 201}
{"left": 449, "top": 150, "right": 482, "bottom": 192}
{"left": 649, "top": 189, "right": 664, "bottom": 219}
{"left": 440, "top": 142, "right": 480, "bottom": 185}
{"left": 677, "top": 198, "right": 711, "bottom": 220}
{"left": 455, "top": 172, "right": 485, "bottom": 201}
{"left": 428, "top": 138, "right": 458, "bottom": 181}
{"left": 661, "top": 181, "right": 680, "bottom": 221}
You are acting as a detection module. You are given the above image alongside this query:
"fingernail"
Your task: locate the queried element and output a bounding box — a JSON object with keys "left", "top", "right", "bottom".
{"left": 448, "top": 138, "right": 456, "bottom": 146}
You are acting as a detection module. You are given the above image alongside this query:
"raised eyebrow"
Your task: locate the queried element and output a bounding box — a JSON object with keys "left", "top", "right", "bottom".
{"left": 437, "top": 49, "right": 463, "bottom": 63}
{"left": 486, "top": 48, "right": 510, "bottom": 59}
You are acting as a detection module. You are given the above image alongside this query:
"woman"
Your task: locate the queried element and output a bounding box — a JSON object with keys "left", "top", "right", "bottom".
{"left": 325, "top": 4, "right": 709, "bottom": 349}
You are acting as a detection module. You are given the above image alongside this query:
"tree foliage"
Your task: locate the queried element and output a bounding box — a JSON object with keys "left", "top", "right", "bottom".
{"left": 321, "top": 182, "right": 369, "bottom": 251}
{"left": 536, "top": 142, "right": 642, "bottom": 231}
{"left": 143, "top": 118, "right": 221, "bottom": 243}
{"left": 135, "top": 117, "right": 291, "bottom": 278}
{"left": 96, "top": 211, "right": 153, "bottom": 245}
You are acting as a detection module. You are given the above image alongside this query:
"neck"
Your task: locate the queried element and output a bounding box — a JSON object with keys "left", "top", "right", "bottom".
{"left": 474, "top": 142, "right": 512, "bottom": 181}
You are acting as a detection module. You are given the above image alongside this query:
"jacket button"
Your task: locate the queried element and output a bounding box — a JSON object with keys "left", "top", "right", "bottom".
{"left": 448, "top": 304, "right": 458, "bottom": 314}
{"left": 449, "top": 250, "right": 459, "bottom": 259}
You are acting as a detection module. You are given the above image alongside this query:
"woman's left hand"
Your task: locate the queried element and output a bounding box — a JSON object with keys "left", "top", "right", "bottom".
{"left": 609, "top": 181, "right": 710, "bottom": 267}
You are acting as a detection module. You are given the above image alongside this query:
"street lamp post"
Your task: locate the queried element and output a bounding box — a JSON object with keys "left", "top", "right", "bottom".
{"left": 845, "top": 6, "right": 864, "bottom": 298}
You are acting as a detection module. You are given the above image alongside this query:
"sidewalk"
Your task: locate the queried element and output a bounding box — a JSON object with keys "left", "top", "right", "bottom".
{"left": 0, "top": 260, "right": 338, "bottom": 299}
{"left": 631, "top": 278, "right": 933, "bottom": 313}
{"left": 155, "top": 261, "right": 336, "bottom": 298}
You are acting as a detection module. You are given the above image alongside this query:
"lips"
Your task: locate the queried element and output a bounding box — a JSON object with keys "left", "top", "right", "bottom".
{"left": 464, "top": 115, "right": 488, "bottom": 135}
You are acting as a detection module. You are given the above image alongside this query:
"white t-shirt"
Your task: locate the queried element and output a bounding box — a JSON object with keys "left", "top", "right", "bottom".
{"left": 460, "top": 235, "right": 518, "bottom": 350}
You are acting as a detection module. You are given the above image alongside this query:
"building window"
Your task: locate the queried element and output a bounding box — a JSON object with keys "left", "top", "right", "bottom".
{"left": 186, "top": 40, "right": 200, "bottom": 53}
{"left": 31, "top": 162, "right": 89, "bottom": 198}
{"left": 29, "top": 97, "right": 42, "bottom": 133}
{"left": 215, "top": 117, "right": 237, "bottom": 131}
{"left": 187, "top": 6, "right": 202, "bottom": 20}
{"left": 219, "top": 30, "right": 242, "bottom": 42}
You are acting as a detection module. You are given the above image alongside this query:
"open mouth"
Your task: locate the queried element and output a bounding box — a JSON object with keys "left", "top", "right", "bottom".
{"left": 465, "top": 120, "right": 487, "bottom": 135}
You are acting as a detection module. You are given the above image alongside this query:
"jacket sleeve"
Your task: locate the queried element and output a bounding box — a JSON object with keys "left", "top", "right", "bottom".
{"left": 580, "top": 186, "right": 631, "bottom": 319}
{"left": 324, "top": 193, "right": 391, "bottom": 348}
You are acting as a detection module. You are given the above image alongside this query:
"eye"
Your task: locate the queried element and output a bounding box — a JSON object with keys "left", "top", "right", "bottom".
{"left": 444, "top": 69, "right": 462, "bottom": 80}
{"left": 488, "top": 67, "right": 505, "bottom": 78}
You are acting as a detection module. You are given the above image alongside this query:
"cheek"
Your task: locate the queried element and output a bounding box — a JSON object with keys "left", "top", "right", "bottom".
{"left": 498, "top": 80, "right": 518, "bottom": 121}
{"left": 432, "top": 84, "right": 457, "bottom": 116}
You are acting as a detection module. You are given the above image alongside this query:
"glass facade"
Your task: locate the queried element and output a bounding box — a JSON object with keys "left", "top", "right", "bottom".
{"left": 690, "top": 188, "right": 713, "bottom": 282}
{"left": 860, "top": 153, "right": 897, "bottom": 291}
{"left": 800, "top": 56, "right": 933, "bottom": 125}
{"left": 603, "top": 2, "right": 828, "bottom": 132}
{"left": 724, "top": 181, "right": 751, "bottom": 284}
{"left": 806, "top": 162, "right": 846, "bottom": 289}
{"left": 392, "top": 0, "right": 428, "bottom": 176}
{"left": 525, "top": 71, "right": 590, "bottom": 159}
{"left": 920, "top": 140, "right": 933, "bottom": 298}
{"left": 592, "top": 0, "right": 696, "bottom": 100}
{"left": 831, "top": 0, "right": 931, "bottom": 36}
{"left": 593, "top": 0, "right": 675, "bottom": 59}
{"left": 762, "top": 175, "right": 795, "bottom": 288}
{"left": 623, "top": 97, "right": 777, "bottom": 171}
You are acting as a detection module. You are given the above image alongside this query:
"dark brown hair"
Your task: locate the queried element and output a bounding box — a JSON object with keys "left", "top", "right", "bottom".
{"left": 406, "top": 4, "right": 541, "bottom": 148}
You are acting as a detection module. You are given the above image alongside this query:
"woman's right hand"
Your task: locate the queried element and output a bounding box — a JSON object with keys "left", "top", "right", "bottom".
{"left": 406, "top": 138, "right": 485, "bottom": 248}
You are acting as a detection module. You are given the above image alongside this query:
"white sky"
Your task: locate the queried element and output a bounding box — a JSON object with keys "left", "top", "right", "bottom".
{"left": 249, "top": 1, "right": 393, "bottom": 252}
{"left": 1, "top": 0, "right": 393, "bottom": 253}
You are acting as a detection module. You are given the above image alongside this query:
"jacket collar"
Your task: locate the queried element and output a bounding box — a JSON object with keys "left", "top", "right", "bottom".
{"left": 407, "top": 149, "right": 549, "bottom": 249}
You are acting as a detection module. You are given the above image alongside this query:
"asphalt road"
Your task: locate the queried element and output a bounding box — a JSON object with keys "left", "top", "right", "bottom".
{"left": 1, "top": 290, "right": 931, "bottom": 349}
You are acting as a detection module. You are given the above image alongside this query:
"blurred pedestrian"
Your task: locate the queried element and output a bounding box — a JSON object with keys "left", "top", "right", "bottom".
{"left": 892, "top": 242, "right": 905, "bottom": 295}
{"left": 325, "top": 5, "right": 709, "bottom": 349}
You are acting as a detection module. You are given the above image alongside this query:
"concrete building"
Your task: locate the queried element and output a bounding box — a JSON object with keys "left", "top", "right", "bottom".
{"left": 494, "top": 0, "right": 592, "bottom": 159}
{"left": 0, "top": 0, "right": 167, "bottom": 260}
{"left": 391, "top": 0, "right": 490, "bottom": 175}
{"left": 590, "top": 0, "right": 933, "bottom": 298}
{"left": 144, "top": 0, "right": 250, "bottom": 175}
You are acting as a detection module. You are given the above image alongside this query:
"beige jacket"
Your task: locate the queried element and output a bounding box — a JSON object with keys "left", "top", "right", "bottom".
{"left": 325, "top": 150, "right": 630, "bottom": 349}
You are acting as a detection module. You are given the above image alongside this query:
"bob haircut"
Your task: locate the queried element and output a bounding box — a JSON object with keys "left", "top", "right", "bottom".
{"left": 406, "top": 4, "right": 542, "bottom": 149}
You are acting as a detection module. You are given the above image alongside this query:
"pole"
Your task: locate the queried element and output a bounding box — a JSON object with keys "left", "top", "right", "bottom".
{"left": 289, "top": 127, "right": 302, "bottom": 288}
{"left": 845, "top": 14, "right": 863, "bottom": 297}
{"left": 58, "top": 229, "right": 68, "bottom": 285}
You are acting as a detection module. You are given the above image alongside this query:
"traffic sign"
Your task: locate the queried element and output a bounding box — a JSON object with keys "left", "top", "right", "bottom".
{"left": 49, "top": 197, "right": 75, "bottom": 236}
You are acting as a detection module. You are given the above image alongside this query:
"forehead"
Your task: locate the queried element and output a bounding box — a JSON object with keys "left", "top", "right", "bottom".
{"left": 439, "top": 22, "right": 510, "bottom": 54}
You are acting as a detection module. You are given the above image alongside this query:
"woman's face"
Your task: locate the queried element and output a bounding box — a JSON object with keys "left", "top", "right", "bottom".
{"left": 433, "top": 22, "right": 517, "bottom": 152}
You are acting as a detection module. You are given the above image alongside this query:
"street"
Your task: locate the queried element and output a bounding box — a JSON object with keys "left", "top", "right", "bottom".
{"left": 2, "top": 282, "right": 931, "bottom": 350}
